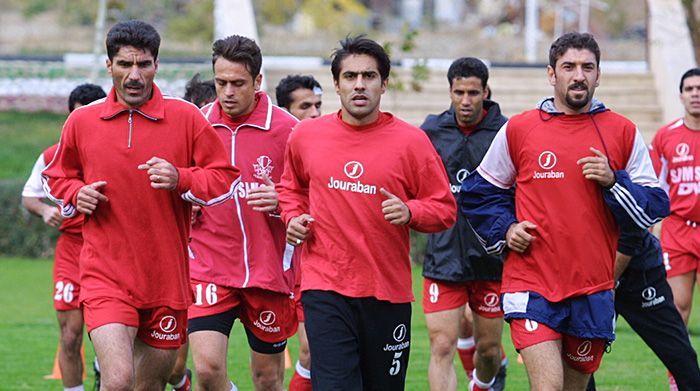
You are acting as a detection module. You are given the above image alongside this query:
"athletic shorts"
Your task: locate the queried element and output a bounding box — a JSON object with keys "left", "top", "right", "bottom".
{"left": 187, "top": 279, "right": 297, "bottom": 344}
{"left": 503, "top": 290, "right": 614, "bottom": 373}
{"left": 422, "top": 277, "right": 502, "bottom": 318}
{"left": 661, "top": 215, "right": 700, "bottom": 278}
{"left": 294, "top": 282, "right": 304, "bottom": 322}
{"left": 83, "top": 297, "right": 187, "bottom": 349}
{"left": 53, "top": 232, "right": 83, "bottom": 311}
{"left": 302, "top": 290, "right": 411, "bottom": 390}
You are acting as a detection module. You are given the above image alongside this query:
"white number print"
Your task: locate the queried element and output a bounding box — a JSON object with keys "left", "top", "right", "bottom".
{"left": 389, "top": 351, "right": 403, "bottom": 376}
{"left": 194, "top": 283, "right": 218, "bottom": 306}
{"left": 54, "top": 281, "right": 74, "bottom": 303}
{"left": 429, "top": 283, "right": 439, "bottom": 304}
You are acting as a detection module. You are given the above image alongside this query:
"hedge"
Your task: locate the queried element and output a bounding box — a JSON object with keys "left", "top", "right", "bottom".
{"left": 0, "top": 179, "right": 59, "bottom": 258}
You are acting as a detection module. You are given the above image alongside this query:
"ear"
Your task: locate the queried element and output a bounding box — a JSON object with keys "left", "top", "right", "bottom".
{"left": 154, "top": 58, "right": 159, "bottom": 73}
{"left": 594, "top": 69, "right": 600, "bottom": 87}
{"left": 254, "top": 74, "right": 263, "bottom": 91}
{"left": 546, "top": 65, "right": 556, "bottom": 87}
{"left": 380, "top": 77, "right": 388, "bottom": 94}
{"left": 483, "top": 85, "right": 491, "bottom": 99}
{"left": 334, "top": 78, "right": 340, "bottom": 95}
{"left": 106, "top": 58, "right": 112, "bottom": 75}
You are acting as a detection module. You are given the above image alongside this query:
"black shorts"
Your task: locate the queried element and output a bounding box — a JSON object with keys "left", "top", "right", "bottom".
{"left": 302, "top": 290, "right": 412, "bottom": 391}
{"left": 188, "top": 307, "right": 287, "bottom": 354}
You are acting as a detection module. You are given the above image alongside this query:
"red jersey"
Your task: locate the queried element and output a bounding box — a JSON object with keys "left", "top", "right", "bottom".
{"left": 22, "top": 144, "right": 83, "bottom": 234}
{"left": 650, "top": 119, "right": 700, "bottom": 221}
{"left": 188, "top": 93, "right": 298, "bottom": 294}
{"left": 278, "top": 111, "right": 456, "bottom": 303}
{"left": 477, "top": 105, "right": 659, "bottom": 302}
{"left": 42, "top": 84, "right": 240, "bottom": 310}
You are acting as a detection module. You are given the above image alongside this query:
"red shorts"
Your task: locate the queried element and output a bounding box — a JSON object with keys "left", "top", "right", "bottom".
{"left": 661, "top": 215, "right": 700, "bottom": 278}
{"left": 510, "top": 319, "right": 606, "bottom": 374}
{"left": 53, "top": 232, "right": 83, "bottom": 311}
{"left": 83, "top": 297, "right": 187, "bottom": 349}
{"left": 188, "top": 279, "right": 297, "bottom": 343}
{"left": 422, "top": 277, "right": 503, "bottom": 318}
{"left": 293, "top": 282, "right": 305, "bottom": 322}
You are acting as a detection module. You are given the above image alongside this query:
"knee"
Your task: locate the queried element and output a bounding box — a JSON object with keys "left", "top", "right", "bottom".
{"left": 101, "top": 368, "right": 134, "bottom": 391}
{"left": 252, "top": 364, "right": 283, "bottom": 391}
{"left": 195, "top": 359, "right": 227, "bottom": 388}
{"left": 59, "top": 326, "right": 83, "bottom": 353}
{"left": 298, "top": 346, "right": 311, "bottom": 369}
{"left": 475, "top": 339, "right": 501, "bottom": 362}
{"left": 429, "top": 332, "right": 457, "bottom": 359}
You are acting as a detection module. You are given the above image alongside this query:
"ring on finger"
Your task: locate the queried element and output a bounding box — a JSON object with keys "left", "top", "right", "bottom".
{"left": 296, "top": 238, "right": 302, "bottom": 245}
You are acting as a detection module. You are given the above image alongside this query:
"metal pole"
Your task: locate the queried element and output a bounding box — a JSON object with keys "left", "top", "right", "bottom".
{"left": 525, "top": 0, "right": 539, "bottom": 63}
{"left": 90, "top": 0, "right": 107, "bottom": 81}
{"left": 579, "top": 0, "right": 590, "bottom": 32}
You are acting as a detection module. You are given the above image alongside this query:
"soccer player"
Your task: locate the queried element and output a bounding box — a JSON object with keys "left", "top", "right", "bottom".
{"left": 42, "top": 20, "right": 240, "bottom": 390}
{"left": 420, "top": 57, "right": 508, "bottom": 391}
{"left": 186, "top": 35, "right": 299, "bottom": 391}
{"left": 649, "top": 68, "right": 700, "bottom": 387}
{"left": 184, "top": 73, "right": 217, "bottom": 109}
{"left": 278, "top": 35, "right": 457, "bottom": 390}
{"left": 21, "top": 83, "right": 106, "bottom": 391}
{"left": 586, "top": 228, "right": 700, "bottom": 391}
{"left": 460, "top": 32, "right": 669, "bottom": 390}
{"left": 275, "top": 74, "right": 323, "bottom": 120}
{"left": 274, "top": 73, "right": 323, "bottom": 391}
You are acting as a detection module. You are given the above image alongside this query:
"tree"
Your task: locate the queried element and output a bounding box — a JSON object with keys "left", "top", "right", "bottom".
{"left": 682, "top": 0, "right": 700, "bottom": 65}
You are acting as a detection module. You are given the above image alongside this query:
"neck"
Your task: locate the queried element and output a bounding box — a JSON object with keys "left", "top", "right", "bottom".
{"left": 341, "top": 108, "right": 380, "bottom": 127}
{"left": 685, "top": 113, "right": 700, "bottom": 130}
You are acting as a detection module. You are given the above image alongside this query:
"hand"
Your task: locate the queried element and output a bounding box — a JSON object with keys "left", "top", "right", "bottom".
{"left": 191, "top": 204, "right": 202, "bottom": 225}
{"left": 247, "top": 175, "right": 278, "bottom": 212}
{"left": 76, "top": 181, "right": 108, "bottom": 215}
{"left": 42, "top": 206, "right": 63, "bottom": 228}
{"left": 577, "top": 147, "right": 615, "bottom": 188}
{"left": 137, "top": 157, "right": 179, "bottom": 190}
{"left": 506, "top": 221, "right": 536, "bottom": 253}
{"left": 287, "top": 214, "right": 314, "bottom": 246}
{"left": 380, "top": 188, "right": 411, "bottom": 225}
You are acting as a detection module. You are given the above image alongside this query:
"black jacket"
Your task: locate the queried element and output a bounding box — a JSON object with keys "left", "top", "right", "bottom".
{"left": 421, "top": 100, "right": 508, "bottom": 282}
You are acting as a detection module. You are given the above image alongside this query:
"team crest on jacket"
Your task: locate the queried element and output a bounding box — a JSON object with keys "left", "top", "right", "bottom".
{"left": 253, "top": 155, "right": 274, "bottom": 179}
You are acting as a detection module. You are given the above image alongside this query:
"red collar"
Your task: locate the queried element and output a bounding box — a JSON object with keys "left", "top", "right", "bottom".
{"left": 203, "top": 91, "right": 273, "bottom": 131}
{"left": 100, "top": 83, "right": 165, "bottom": 120}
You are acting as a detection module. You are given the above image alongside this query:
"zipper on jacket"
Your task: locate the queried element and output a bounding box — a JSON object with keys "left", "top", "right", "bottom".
{"left": 127, "top": 110, "right": 133, "bottom": 148}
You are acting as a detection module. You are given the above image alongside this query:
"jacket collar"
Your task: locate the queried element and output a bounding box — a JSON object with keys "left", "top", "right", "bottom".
{"left": 203, "top": 91, "right": 273, "bottom": 131}
{"left": 100, "top": 83, "right": 165, "bottom": 120}
{"left": 536, "top": 96, "right": 608, "bottom": 115}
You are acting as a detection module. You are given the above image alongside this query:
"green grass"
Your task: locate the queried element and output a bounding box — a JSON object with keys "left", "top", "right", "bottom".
{"left": 2, "top": 257, "right": 700, "bottom": 390}
{"left": 0, "top": 111, "right": 66, "bottom": 180}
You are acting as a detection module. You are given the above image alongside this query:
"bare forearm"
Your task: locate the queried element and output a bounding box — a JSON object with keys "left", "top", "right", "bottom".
{"left": 21, "top": 196, "right": 51, "bottom": 217}
{"left": 614, "top": 252, "right": 633, "bottom": 281}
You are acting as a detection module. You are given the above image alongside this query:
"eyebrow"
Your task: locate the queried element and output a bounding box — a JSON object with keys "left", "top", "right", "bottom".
{"left": 343, "top": 70, "right": 379, "bottom": 77}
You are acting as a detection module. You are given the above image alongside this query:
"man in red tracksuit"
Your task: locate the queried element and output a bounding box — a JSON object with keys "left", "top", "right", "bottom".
{"left": 42, "top": 20, "right": 240, "bottom": 390}
{"left": 186, "top": 35, "right": 299, "bottom": 391}
{"left": 278, "top": 35, "right": 457, "bottom": 390}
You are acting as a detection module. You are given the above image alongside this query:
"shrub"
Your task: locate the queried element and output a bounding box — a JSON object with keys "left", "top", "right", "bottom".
{"left": 0, "top": 179, "right": 58, "bottom": 258}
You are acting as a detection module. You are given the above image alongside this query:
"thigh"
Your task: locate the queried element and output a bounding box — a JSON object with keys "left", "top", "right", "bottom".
{"left": 520, "top": 339, "right": 564, "bottom": 390}
{"left": 189, "top": 330, "right": 230, "bottom": 373}
{"left": 56, "top": 308, "right": 84, "bottom": 337}
{"left": 425, "top": 306, "right": 463, "bottom": 348}
{"left": 472, "top": 312, "right": 503, "bottom": 347}
{"left": 358, "top": 299, "right": 412, "bottom": 391}
{"left": 302, "top": 290, "right": 361, "bottom": 391}
{"left": 90, "top": 322, "right": 138, "bottom": 383}
{"left": 668, "top": 271, "right": 697, "bottom": 309}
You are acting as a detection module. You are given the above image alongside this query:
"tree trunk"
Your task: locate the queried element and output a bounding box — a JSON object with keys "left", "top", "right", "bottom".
{"left": 682, "top": 0, "right": 700, "bottom": 65}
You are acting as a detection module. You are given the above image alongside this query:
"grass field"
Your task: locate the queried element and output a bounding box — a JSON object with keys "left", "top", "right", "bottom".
{"left": 2, "top": 258, "right": 700, "bottom": 390}
{"left": 0, "top": 111, "right": 65, "bottom": 180}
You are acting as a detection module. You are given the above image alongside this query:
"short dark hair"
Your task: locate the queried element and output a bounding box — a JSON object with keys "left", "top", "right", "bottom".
{"left": 548, "top": 32, "right": 600, "bottom": 68}
{"left": 68, "top": 83, "right": 106, "bottom": 112}
{"left": 184, "top": 73, "right": 216, "bottom": 108}
{"left": 447, "top": 57, "right": 489, "bottom": 89}
{"left": 275, "top": 75, "right": 322, "bottom": 110}
{"left": 106, "top": 20, "right": 161, "bottom": 60}
{"left": 212, "top": 35, "right": 262, "bottom": 78}
{"left": 680, "top": 68, "right": 700, "bottom": 92}
{"left": 330, "top": 35, "right": 390, "bottom": 82}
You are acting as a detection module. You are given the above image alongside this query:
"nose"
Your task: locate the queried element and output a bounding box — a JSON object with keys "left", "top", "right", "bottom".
{"left": 127, "top": 65, "right": 140, "bottom": 80}
{"left": 310, "top": 106, "right": 321, "bottom": 118}
{"left": 573, "top": 66, "right": 585, "bottom": 81}
{"left": 354, "top": 75, "right": 366, "bottom": 91}
{"left": 223, "top": 83, "right": 235, "bottom": 96}
{"left": 461, "top": 94, "right": 471, "bottom": 106}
